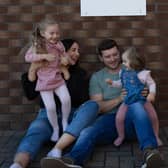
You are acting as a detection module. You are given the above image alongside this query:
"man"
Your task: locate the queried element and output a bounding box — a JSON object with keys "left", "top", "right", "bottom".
{"left": 41, "top": 39, "right": 163, "bottom": 168}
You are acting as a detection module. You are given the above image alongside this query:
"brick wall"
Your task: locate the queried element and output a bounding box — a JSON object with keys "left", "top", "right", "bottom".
{"left": 0, "top": 0, "right": 168, "bottom": 130}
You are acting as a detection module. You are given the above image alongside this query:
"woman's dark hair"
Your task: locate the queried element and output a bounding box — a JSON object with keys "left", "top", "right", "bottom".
{"left": 61, "top": 38, "right": 78, "bottom": 52}
{"left": 97, "top": 39, "right": 120, "bottom": 56}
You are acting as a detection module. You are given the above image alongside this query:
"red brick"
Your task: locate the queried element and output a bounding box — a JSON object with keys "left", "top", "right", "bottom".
{"left": 157, "top": 4, "right": 168, "bottom": 13}
{"left": 7, "top": 6, "right": 21, "bottom": 13}
{"left": 145, "top": 29, "right": 160, "bottom": 37}
{"left": 132, "top": 38, "right": 145, "bottom": 46}
{"left": 147, "top": 4, "right": 155, "bottom": 12}
{"left": 0, "top": 72, "right": 9, "bottom": 80}
{"left": 0, "top": 89, "right": 9, "bottom": 97}
{"left": 0, "top": 6, "right": 8, "bottom": 13}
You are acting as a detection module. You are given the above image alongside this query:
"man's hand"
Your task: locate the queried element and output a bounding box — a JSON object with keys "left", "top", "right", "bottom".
{"left": 141, "top": 87, "right": 149, "bottom": 97}
{"left": 121, "top": 88, "right": 126, "bottom": 100}
{"left": 121, "top": 87, "right": 149, "bottom": 100}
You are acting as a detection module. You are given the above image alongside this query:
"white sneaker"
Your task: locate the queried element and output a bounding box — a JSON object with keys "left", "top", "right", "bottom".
{"left": 9, "top": 162, "right": 23, "bottom": 168}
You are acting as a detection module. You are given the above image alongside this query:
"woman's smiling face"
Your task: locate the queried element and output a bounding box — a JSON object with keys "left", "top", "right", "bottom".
{"left": 67, "top": 42, "right": 80, "bottom": 65}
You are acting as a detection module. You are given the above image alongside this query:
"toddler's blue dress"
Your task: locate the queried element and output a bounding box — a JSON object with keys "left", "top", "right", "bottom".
{"left": 121, "top": 69, "right": 146, "bottom": 105}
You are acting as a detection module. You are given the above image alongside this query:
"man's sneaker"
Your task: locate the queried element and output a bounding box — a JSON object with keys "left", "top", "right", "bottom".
{"left": 40, "top": 157, "right": 82, "bottom": 168}
{"left": 141, "top": 148, "right": 163, "bottom": 168}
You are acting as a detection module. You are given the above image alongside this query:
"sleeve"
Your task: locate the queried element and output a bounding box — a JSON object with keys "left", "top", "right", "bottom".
{"left": 140, "top": 70, "right": 156, "bottom": 94}
{"left": 76, "top": 69, "right": 89, "bottom": 104}
{"left": 21, "top": 72, "right": 39, "bottom": 100}
{"left": 89, "top": 73, "right": 102, "bottom": 96}
{"left": 25, "top": 46, "right": 44, "bottom": 63}
{"left": 146, "top": 72, "right": 156, "bottom": 94}
{"left": 66, "top": 67, "right": 89, "bottom": 107}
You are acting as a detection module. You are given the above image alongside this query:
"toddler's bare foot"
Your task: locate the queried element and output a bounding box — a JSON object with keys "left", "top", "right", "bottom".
{"left": 113, "top": 137, "right": 124, "bottom": 146}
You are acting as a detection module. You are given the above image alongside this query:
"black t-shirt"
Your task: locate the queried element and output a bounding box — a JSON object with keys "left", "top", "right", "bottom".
{"left": 21, "top": 64, "right": 89, "bottom": 109}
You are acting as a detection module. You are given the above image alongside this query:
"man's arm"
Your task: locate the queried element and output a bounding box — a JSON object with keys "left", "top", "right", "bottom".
{"left": 90, "top": 94, "right": 122, "bottom": 113}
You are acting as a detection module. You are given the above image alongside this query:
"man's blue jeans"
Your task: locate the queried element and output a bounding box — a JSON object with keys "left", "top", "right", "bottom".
{"left": 16, "top": 100, "right": 99, "bottom": 160}
{"left": 64, "top": 102, "right": 158, "bottom": 165}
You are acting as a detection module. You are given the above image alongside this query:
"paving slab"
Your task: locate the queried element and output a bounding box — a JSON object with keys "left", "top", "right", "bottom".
{"left": 1, "top": 127, "right": 168, "bottom": 168}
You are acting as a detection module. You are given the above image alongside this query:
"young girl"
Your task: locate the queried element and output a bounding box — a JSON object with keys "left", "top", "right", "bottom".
{"left": 106, "top": 47, "right": 162, "bottom": 147}
{"left": 25, "top": 18, "right": 71, "bottom": 142}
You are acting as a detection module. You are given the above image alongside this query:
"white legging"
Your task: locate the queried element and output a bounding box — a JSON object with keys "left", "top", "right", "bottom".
{"left": 40, "top": 84, "right": 71, "bottom": 132}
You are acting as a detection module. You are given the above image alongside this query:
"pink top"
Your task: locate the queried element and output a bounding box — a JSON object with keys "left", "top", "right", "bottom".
{"left": 25, "top": 41, "right": 66, "bottom": 91}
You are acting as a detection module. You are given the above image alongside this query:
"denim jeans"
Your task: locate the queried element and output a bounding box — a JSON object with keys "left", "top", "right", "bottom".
{"left": 64, "top": 102, "right": 158, "bottom": 165}
{"left": 65, "top": 100, "right": 99, "bottom": 137}
{"left": 16, "top": 109, "right": 53, "bottom": 160}
{"left": 16, "top": 100, "right": 99, "bottom": 160}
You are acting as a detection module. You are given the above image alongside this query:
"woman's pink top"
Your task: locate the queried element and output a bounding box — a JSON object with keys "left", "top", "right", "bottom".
{"left": 25, "top": 41, "right": 65, "bottom": 91}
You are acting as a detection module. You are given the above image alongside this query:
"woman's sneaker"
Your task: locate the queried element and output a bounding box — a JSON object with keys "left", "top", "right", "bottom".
{"left": 41, "top": 157, "right": 82, "bottom": 168}
{"left": 141, "top": 148, "right": 163, "bottom": 168}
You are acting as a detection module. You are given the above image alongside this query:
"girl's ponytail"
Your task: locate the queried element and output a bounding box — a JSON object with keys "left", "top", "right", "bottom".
{"left": 32, "top": 25, "right": 47, "bottom": 54}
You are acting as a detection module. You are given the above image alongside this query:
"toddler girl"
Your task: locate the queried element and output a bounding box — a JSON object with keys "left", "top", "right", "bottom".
{"left": 106, "top": 47, "right": 162, "bottom": 147}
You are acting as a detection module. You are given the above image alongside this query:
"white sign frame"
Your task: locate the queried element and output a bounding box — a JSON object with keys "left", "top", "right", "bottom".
{"left": 81, "top": 0, "right": 146, "bottom": 16}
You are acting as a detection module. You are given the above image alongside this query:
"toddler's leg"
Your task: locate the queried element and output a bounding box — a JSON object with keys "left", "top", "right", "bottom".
{"left": 144, "top": 101, "right": 163, "bottom": 146}
{"left": 114, "top": 103, "right": 128, "bottom": 146}
{"left": 40, "top": 91, "right": 59, "bottom": 142}
{"left": 55, "top": 84, "right": 71, "bottom": 131}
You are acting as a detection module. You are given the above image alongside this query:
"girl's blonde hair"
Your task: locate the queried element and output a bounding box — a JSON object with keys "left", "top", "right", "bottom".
{"left": 123, "top": 46, "right": 146, "bottom": 71}
{"left": 32, "top": 17, "right": 58, "bottom": 54}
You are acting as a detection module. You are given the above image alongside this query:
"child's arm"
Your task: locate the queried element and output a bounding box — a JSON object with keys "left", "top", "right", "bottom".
{"left": 105, "top": 78, "right": 122, "bottom": 88}
{"left": 105, "top": 69, "right": 123, "bottom": 88}
{"left": 25, "top": 46, "right": 56, "bottom": 63}
{"left": 143, "top": 71, "right": 156, "bottom": 103}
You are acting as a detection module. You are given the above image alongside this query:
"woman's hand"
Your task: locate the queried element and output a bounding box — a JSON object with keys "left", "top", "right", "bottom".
{"left": 28, "top": 61, "right": 48, "bottom": 81}
{"left": 61, "top": 56, "right": 69, "bottom": 66}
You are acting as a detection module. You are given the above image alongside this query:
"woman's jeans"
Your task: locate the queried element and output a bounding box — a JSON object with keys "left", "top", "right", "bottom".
{"left": 64, "top": 102, "right": 158, "bottom": 165}
{"left": 16, "top": 100, "right": 99, "bottom": 160}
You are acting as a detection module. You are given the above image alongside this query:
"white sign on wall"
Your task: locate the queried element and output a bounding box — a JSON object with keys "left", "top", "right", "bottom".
{"left": 81, "top": 0, "right": 146, "bottom": 16}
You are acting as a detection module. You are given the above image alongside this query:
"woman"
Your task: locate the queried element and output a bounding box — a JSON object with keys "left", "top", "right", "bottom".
{"left": 10, "top": 39, "right": 99, "bottom": 168}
